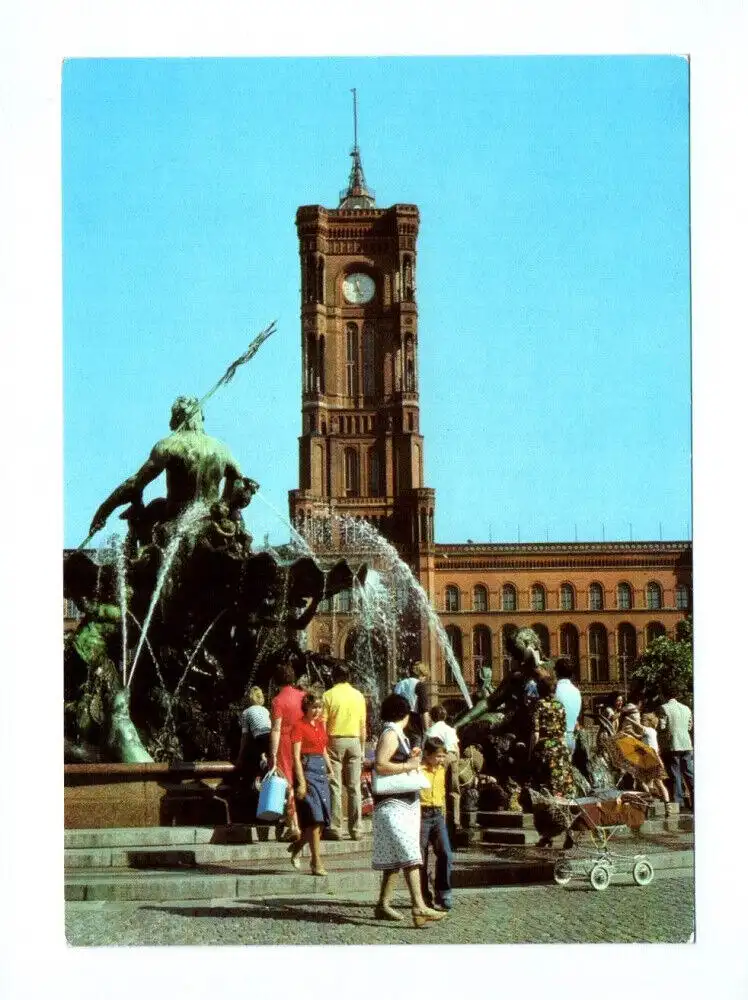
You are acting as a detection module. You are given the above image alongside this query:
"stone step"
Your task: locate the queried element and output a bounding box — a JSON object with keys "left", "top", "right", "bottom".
{"left": 476, "top": 811, "right": 535, "bottom": 829}
{"left": 64, "top": 822, "right": 372, "bottom": 851}
{"left": 65, "top": 835, "right": 372, "bottom": 870}
{"left": 65, "top": 867, "right": 382, "bottom": 902}
{"left": 65, "top": 847, "right": 694, "bottom": 902}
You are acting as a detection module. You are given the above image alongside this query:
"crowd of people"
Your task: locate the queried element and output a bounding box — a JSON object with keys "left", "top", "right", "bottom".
{"left": 233, "top": 653, "right": 693, "bottom": 923}
{"left": 234, "top": 658, "right": 456, "bottom": 928}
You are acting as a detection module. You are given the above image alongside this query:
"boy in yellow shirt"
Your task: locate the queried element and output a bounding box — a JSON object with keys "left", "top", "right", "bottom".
{"left": 419, "top": 736, "right": 454, "bottom": 911}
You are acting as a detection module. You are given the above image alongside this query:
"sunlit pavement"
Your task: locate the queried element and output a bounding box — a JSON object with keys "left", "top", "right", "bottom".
{"left": 66, "top": 869, "right": 694, "bottom": 946}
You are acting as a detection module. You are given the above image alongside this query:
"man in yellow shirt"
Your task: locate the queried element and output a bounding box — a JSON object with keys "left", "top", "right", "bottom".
{"left": 322, "top": 662, "right": 367, "bottom": 841}
{"left": 419, "top": 736, "right": 454, "bottom": 910}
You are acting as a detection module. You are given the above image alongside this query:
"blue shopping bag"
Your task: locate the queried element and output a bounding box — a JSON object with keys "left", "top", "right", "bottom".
{"left": 256, "top": 770, "right": 288, "bottom": 822}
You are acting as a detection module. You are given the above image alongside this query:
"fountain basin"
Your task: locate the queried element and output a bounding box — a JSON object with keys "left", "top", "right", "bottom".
{"left": 64, "top": 762, "right": 236, "bottom": 829}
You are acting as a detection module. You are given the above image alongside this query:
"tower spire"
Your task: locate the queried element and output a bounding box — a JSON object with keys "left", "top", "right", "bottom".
{"left": 339, "top": 88, "right": 376, "bottom": 209}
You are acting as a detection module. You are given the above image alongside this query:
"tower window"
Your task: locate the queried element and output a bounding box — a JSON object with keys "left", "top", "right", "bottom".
{"left": 363, "top": 321, "right": 376, "bottom": 397}
{"left": 368, "top": 448, "right": 381, "bottom": 497}
{"left": 346, "top": 323, "right": 359, "bottom": 397}
{"left": 344, "top": 448, "right": 360, "bottom": 497}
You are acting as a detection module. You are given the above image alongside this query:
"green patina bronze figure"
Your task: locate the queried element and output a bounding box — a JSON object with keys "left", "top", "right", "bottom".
{"left": 89, "top": 396, "right": 257, "bottom": 550}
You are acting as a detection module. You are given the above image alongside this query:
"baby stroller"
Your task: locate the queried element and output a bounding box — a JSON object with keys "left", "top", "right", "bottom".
{"left": 547, "top": 789, "right": 655, "bottom": 891}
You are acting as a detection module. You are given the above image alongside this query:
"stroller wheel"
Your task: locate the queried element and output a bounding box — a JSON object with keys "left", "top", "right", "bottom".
{"left": 590, "top": 863, "right": 611, "bottom": 891}
{"left": 633, "top": 859, "right": 654, "bottom": 886}
{"left": 553, "top": 860, "right": 572, "bottom": 886}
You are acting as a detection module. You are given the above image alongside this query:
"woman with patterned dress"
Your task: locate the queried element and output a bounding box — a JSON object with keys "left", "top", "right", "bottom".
{"left": 269, "top": 662, "right": 305, "bottom": 840}
{"left": 530, "top": 672, "right": 575, "bottom": 799}
{"left": 371, "top": 693, "right": 447, "bottom": 929}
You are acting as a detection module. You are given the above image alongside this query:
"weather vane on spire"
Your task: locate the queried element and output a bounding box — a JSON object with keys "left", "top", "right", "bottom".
{"left": 339, "top": 87, "right": 376, "bottom": 209}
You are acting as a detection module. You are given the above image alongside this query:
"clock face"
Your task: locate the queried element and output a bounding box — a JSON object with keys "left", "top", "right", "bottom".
{"left": 342, "top": 272, "right": 376, "bottom": 304}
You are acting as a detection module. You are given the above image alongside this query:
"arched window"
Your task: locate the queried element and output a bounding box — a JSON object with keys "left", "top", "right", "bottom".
{"left": 617, "top": 582, "right": 633, "bottom": 610}
{"left": 646, "top": 621, "right": 667, "bottom": 645}
{"left": 502, "top": 583, "right": 517, "bottom": 612}
{"left": 316, "top": 257, "right": 324, "bottom": 303}
{"left": 472, "top": 625, "right": 492, "bottom": 679}
{"left": 404, "top": 334, "right": 416, "bottom": 391}
{"left": 589, "top": 582, "right": 604, "bottom": 611}
{"left": 617, "top": 623, "right": 637, "bottom": 683}
{"left": 646, "top": 582, "right": 663, "bottom": 610}
{"left": 588, "top": 623, "right": 609, "bottom": 682}
{"left": 346, "top": 323, "right": 359, "bottom": 396}
{"left": 344, "top": 448, "right": 359, "bottom": 497}
{"left": 445, "top": 625, "right": 463, "bottom": 670}
{"left": 560, "top": 583, "right": 575, "bottom": 611}
{"left": 501, "top": 624, "right": 518, "bottom": 677}
{"left": 445, "top": 585, "right": 460, "bottom": 613}
{"left": 473, "top": 585, "right": 488, "bottom": 612}
{"left": 363, "top": 321, "right": 376, "bottom": 397}
{"left": 675, "top": 584, "right": 689, "bottom": 610}
{"left": 531, "top": 623, "right": 550, "bottom": 658}
{"left": 531, "top": 584, "right": 546, "bottom": 612}
{"left": 560, "top": 623, "right": 579, "bottom": 668}
{"left": 368, "top": 448, "right": 381, "bottom": 497}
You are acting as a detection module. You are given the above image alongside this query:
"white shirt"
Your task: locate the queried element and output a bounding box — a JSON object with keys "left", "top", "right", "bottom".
{"left": 658, "top": 699, "right": 693, "bottom": 752}
{"left": 425, "top": 720, "right": 459, "bottom": 753}
{"left": 555, "top": 678, "right": 582, "bottom": 736}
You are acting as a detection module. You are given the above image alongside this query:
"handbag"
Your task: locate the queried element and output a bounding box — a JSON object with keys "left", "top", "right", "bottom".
{"left": 371, "top": 767, "right": 430, "bottom": 795}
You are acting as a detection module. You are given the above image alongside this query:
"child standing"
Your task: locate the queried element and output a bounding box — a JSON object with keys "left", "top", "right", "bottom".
{"left": 419, "top": 736, "right": 454, "bottom": 911}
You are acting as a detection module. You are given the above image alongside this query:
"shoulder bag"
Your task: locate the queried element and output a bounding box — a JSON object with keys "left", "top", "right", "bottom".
{"left": 371, "top": 767, "right": 430, "bottom": 795}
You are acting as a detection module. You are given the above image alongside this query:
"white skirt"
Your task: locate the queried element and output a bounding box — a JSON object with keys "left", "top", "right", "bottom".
{"left": 371, "top": 795, "right": 422, "bottom": 871}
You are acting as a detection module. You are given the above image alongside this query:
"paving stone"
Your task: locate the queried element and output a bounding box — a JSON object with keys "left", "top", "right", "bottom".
{"left": 65, "top": 874, "right": 696, "bottom": 945}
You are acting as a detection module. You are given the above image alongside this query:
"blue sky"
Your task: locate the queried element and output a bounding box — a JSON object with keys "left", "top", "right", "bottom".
{"left": 63, "top": 55, "right": 691, "bottom": 548}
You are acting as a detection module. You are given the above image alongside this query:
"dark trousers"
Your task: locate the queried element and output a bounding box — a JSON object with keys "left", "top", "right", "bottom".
{"left": 665, "top": 750, "right": 694, "bottom": 806}
{"left": 420, "top": 807, "right": 453, "bottom": 904}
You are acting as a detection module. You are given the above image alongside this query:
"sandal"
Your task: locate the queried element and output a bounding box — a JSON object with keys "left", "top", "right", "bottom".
{"left": 287, "top": 840, "right": 303, "bottom": 869}
{"left": 412, "top": 907, "right": 446, "bottom": 928}
{"left": 311, "top": 867, "right": 328, "bottom": 877}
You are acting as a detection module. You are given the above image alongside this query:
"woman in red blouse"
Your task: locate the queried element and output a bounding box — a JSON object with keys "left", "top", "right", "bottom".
{"left": 289, "top": 693, "right": 334, "bottom": 876}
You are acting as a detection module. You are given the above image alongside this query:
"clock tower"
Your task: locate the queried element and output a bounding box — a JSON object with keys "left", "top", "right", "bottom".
{"left": 288, "top": 99, "right": 437, "bottom": 671}
{"left": 289, "top": 124, "right": 435, "bottom": 559}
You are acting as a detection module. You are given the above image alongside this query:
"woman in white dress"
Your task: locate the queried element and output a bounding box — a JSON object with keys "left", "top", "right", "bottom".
{"left": 371, "top": 693, "right": 446, "bottom": 928}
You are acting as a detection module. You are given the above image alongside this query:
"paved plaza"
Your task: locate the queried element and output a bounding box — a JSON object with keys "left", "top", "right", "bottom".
{"left": 66, "top": 869, "right": 694, "bottom": 946}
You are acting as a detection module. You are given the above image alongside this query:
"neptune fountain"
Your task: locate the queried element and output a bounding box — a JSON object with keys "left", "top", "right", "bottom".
{"left": 64, "top": 334, "right": 366, "bottom": 766}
